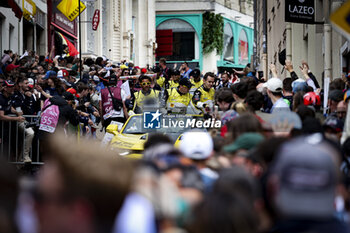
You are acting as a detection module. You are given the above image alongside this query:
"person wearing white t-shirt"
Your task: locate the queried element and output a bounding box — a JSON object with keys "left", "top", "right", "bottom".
{"left": 263, "top": 77, "right": 290, "bottom": 113}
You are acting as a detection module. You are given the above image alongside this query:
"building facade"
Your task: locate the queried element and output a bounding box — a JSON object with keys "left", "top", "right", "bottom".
{"left": 256, "top": 0, "right": 346, "bottom": 83}
{"left": 155, "top": 0, "right": 254, "bottom": 73}
{"left": 0, "top": 0, "right": 48, "bottom": 57}
{"left": 80, "top": 0, "right": 156, "bottom": 67}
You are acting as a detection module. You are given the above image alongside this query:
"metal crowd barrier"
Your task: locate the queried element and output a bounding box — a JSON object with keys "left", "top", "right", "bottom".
{"left": 0, "top": 115, "right": 43, "bottom": 165}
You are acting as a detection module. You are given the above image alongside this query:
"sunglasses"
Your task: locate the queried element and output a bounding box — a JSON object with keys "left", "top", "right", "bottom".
{"left": 141, "top": 82, "right": 151, "bottom": 86}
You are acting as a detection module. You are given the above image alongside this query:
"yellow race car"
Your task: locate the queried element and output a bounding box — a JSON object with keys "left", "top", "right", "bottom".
{"left": 106, "top": 114, "right": 209, "bottom": 159}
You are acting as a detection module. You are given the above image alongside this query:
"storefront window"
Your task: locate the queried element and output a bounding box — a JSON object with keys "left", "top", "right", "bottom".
{"left": 156, "top": 19, "right": 196, "bottom": 61}
{"left": 223, "top": 23, "right": 234, "bottom": 62}
{"left": 238, "top": 29, "right": 248, "bottom": 65}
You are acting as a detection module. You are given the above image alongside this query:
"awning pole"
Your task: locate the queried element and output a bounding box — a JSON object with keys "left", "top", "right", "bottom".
{"left": 79, "top": 0, "right": 82, "bottom": 79}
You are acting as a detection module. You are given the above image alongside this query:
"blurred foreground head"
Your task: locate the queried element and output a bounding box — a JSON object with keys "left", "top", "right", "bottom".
{"left": 0, "top": 157, "right": 19, "bottom": 233}
{"left": 188, "top": 166, "right": 259, "bottom": 233}
{"left": 267, "top": 134, "right": 340, "bottom": 219}
{"left": 35, "top": 133, "right": 134, "bottom": 233}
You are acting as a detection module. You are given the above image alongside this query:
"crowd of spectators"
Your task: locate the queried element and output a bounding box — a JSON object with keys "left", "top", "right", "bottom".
{"left": 1, "top": 47, "right": 350, "bottom": 233}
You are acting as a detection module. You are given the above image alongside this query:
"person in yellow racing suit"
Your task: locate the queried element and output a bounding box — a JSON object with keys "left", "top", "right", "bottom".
{"left": 133, "top": 75, "right": 160, "bottom": 113}
{"left": 162, "top": 78, "right": 193, "bottom": 114}
{"left": 189, "top": 69, "right": 203, "bottom": 94}
{"left": 192, "top": 72, "right": 216, "bottom": 114}
{"left": 168, "top": 69, "right": 181, "bottom": 89}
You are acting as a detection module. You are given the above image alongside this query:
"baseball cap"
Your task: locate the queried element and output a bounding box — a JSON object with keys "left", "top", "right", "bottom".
{"left": 44, "top": 71, "right": 57, "bottom": 80}
{"left": 141, "top": 68, "right": 147, "bottom": 74}
{"left": 93, "top": 75, "right": 100, "bottom": 82}
{"left": 4, "top": 80, "right": 15, "bottom": 87}
{"left": 179, "top": 78, "right": 193, "bottom": 88}
{"left": 120, "top": 64, "right": 128, "bottom": 70}
{"left": 60, "top": 78, "right": 72, "bottom": 87}
{"left": 224, "top": 133, "right": 264, "bottom": 153}
{"left": 57, "top": 69, "right": 69, "bottom": 78}
{"left": 62, "top": 92, "right": 75, "bottom": 101}
{"left": 263, "top": 78, "right": 282, "bottom": 92}
{"left": 189, "top": 69, "right": 200, "bottom": 78}
{"left": 5, "top": 64, "right": 20, "bottom": 73}
{"left": 291, "top": 79, "right": 308, "bottom": 93}
{"left": 171, "top": 69, "right": 180, "bottom": 76}
{"left": 66, "top": 87, "right": 77, "bottom": 96}
{"left": 269, "top": 110, "right": 302, "bottom": 130}
{"left": 247, "top": 72, "right": 254, "bottom": 77}
{"left": 323, "top": 117, "right": 344, "bottom": 133}
{"left": 179, "top": 131, "right": 213, "bottom": 160}
{"left": 303, "top": 92, "right": 321, "bottom": 106}
{"left": 271, "top": 134, "right": 338, "bottom": 218}
{"left": 28, "top": 78, "right": 34, "bottom": 88}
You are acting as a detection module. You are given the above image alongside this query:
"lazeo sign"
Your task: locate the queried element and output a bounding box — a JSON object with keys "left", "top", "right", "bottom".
{"left": 285, "top": 0, "right": 315, "bottom": 24}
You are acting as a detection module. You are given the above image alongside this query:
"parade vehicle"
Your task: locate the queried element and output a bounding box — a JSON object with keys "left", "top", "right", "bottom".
{"left": 105, "top": 113, "right": 216, "bottom": 158}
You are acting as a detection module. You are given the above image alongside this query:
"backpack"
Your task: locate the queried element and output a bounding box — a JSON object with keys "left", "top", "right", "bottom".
{"left": 39, "top": 99, "right": 60, "bottom": 133}
{"left": 107, "top": 86, "right": 123, "bottom": 111}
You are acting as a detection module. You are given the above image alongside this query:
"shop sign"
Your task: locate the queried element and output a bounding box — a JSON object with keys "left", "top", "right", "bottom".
{"left": 285, "top": 0, "right": 315, "bottom": 24}
{"left": 57, "top": 0, "right": 86, "bottom": 22}
{"left": 55, "top": 13, "right": 75, "bottom": 31}
{"left": 22, "top": 0, "right": 36, "bottom": 21}
{"left": 92, "top": 9, "right": 100, "bottom": 31}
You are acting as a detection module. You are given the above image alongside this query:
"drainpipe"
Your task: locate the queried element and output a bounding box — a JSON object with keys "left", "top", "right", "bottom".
{"left": 324, "top": 0, "right": 332, "bottom": 80}
{"left": 253, "top": 0, "right": 257, "bottom": 70}
{"left": 286, "top": 22, "right": 292, "bottom": 61}
{"left": 262, "top": 0, "right": 268, "bottom": 80}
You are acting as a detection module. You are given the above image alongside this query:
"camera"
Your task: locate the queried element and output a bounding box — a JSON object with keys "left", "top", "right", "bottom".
{"left": 25, "top": 119, "right": 40, "bottom": 129}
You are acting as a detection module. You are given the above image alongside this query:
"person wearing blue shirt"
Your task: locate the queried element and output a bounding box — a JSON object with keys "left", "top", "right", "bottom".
{"left": 181, "top": 62, "right": 192, "bottom": 79}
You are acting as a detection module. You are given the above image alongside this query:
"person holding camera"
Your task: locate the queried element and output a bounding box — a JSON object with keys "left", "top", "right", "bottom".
{"left": 99, "top": 70, "right": 129, "bottom": 128}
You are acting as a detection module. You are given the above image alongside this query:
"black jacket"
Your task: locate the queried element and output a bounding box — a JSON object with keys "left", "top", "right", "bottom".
{"left": 38, "top": 96, "right": 79, "bottom": 140}
{"left": 49, "top": 96, "right": 79, "bottom": 127}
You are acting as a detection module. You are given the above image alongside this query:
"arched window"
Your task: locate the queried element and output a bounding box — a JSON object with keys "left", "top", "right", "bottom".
{"left": 156, "top": 19, "right": 197, "bottom": 61}
{"left": 223, "top": 23, "right": 234, "bottom": 62}
{"left": 238, "top": 29, "right": 248, "bottom": 65}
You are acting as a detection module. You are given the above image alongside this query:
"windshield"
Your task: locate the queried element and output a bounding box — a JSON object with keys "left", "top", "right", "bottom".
{"left": 122, "top": 116, "right": 144, "bottom": 134}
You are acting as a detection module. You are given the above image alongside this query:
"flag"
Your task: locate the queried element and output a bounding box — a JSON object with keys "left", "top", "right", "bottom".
{"left": 121, "top": 79, "right": 131, "bottom": 98}
{"left": 56, "top": 32, "right": 79, "bottom": 57}
{"left": 239, "top": 40, "right": 248, "bottom": 63}
{"left": 57, "top": 0, "right": 86, "bottom": 22}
